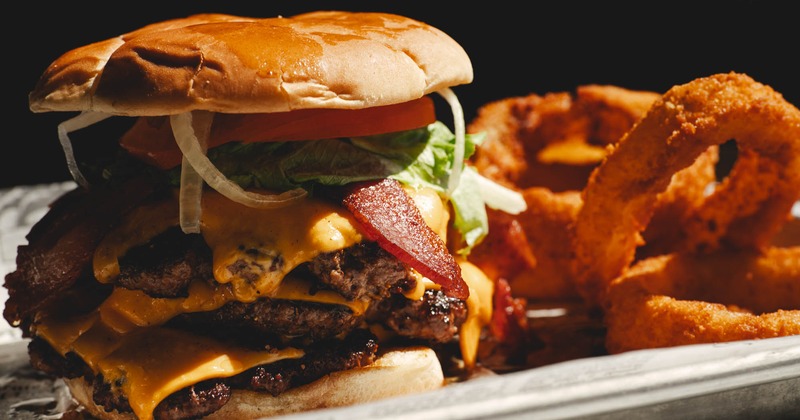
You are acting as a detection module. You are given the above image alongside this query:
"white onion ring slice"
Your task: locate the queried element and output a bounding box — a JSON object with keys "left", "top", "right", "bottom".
{"left": 170, "top": 112, "right": 308, "bottom": 210}
{"left": 437, "top": 88, "right": 466, "bottom": 195}
{"left": 472, "top": 170, "right": 527, "bottom": 215}
{"left": 57, "top": 111, "right": 112, "bottom": 189}
{"left": 178, "top": 111, "right": 213, "bottom": 233}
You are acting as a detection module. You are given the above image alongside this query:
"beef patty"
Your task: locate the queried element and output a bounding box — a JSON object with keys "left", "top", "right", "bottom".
{"left": 27, "top": 217, "right": 468, "bottom": 419}
{"left": 118, "top": 227, "right": 467, "bottom": 347}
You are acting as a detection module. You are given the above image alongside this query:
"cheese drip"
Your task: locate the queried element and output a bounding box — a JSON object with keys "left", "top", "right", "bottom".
{"left": 94, "top": 190, "right": 365, "bottom": 302}
{"left": 398, "top": 260, "right": 493, "bottom": 368}
{"left": 457, "top": 259, "right": 494, "bottom": 368}
{"left": 200, "top": 192, "right": 363, "bottom": 301}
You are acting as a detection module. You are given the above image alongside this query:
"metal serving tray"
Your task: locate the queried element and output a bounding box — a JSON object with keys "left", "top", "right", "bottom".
{"left": 1, "top": 182, "right": 798, "bottom": 419}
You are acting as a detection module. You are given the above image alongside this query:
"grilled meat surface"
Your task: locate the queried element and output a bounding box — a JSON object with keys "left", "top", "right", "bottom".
{"left": 15, "top": 182, "right": 468, "bottom": 419}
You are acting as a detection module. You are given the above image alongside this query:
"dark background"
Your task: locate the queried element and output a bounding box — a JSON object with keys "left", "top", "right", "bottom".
{"left": 3, "top": 1, "right": 797, "bottom": 189}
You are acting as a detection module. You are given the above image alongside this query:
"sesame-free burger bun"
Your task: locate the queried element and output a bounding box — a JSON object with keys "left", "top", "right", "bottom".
{"left": 29, "top": 11, "right": 473, "bottom": 116}
{"left": 65, "top": 347, "right": 444, "bottom": 420}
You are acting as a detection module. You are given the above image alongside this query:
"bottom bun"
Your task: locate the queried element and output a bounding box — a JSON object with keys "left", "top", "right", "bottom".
{"left": 66, "top": 346, "right": 445, "bottom": 419}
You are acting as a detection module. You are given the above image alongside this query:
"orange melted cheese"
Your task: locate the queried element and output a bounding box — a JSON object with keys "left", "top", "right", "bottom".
{"left": 95, "top": 191, "right": 365, "bottom": 302}
{"left": 36, "top": 313, "right": 302, "bottom": 420}
{"left": 94, "top": 197, "right": 180, "bottom": 282}
{"left": 457, "top": 260, "right": 494, "bottom": 368}
{"left": 201, "top": 192, "right": 364, "bottom": 301}
{"left": 99, "top": 275, "right": 369, "bottom": 335}
{"left": 40, "top": 186, "right": 491, "bottom": 420}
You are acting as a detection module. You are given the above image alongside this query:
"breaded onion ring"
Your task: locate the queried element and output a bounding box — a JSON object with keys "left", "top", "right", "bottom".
{"left": 504, "top": 188, "right": 583, "bottom": 300}
{"left": 604, "top": 246, "right": 800, "bottom": 353}
{"left": 574, "top": 72, "right": 800, "bottom": 306}
{"left": 468, "top": 85, "right": 717, "bottom": 300}
{"left": 681, "top": 148, "right": 789, "bottom": 252}
{"left": 470, "top": 85, "right": 663, "bottom": 193}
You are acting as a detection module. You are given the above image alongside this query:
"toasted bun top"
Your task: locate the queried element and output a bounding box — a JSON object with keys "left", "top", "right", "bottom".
{"left": 29, "top": 11, "right": 473, "bottom": 116}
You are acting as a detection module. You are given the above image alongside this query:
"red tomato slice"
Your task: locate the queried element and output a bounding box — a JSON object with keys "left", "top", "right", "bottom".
{"left": 120, "top": 97, "right": 436, "bottom": 169}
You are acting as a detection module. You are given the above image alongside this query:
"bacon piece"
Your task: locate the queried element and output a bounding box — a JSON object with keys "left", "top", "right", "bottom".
{"left": 468, "top": 208, "right": 537, "bottom": 282}
{"left": 487, "top": 277, "right": 529, "bottom": 365}
{"left": 490, "top": 278, "right": 528, "bottom": 345}
{"left": 342, "top": 179, "right": 467, "bottom": 299}
{"left": 3, "top": 178, "right": 155, "bottom": 327}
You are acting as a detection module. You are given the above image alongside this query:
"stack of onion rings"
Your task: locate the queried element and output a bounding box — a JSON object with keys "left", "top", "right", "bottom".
{"left": 468, "top": 85, "right": 718, "bottom": 300}
{"left": 470, "top": 84, "right": 663, "bottom": 193}
{"left": 572, "top": 72, "right": 800, "bottom": 353}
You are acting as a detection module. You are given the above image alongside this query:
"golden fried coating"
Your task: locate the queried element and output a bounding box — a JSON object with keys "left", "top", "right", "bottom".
{"left": 507, "top": 188, "right": 583, "bottom": 300}
{"left": 470, "top": 72, "right": 800, "bottom": 363}
{"left": 604, "top": 246, "right": 800, "bottom": 354}
{"left": 573, "top": 72, "right": 800, "bottom": 307}
{"left": 469, "top": 85, "right": 662, "bottom": 192}
{"left": 468, "top": 85, "right": 717, "bottom": 299}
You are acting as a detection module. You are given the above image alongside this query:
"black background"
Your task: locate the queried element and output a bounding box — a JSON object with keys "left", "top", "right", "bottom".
{"left": 3, "top": 1, "right": 797, "bottom": 189}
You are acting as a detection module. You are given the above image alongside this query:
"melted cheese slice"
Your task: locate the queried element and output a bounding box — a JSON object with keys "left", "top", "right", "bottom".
{"left": 99, "top": 275, "right": 369, "bottom": 335}
{"left": 95, "top": 191, "right": 364, "bottom": 302}
{"left": 94, "top": 187, "right": 447, "bottom": 303}
{"left": 51, "top": 185, "right": 490, "bottom": 420}
{"left": 36, "top": 313, "right": 303, "bottom": 420}
{"left": 201, "top": 192, "right": 363, "bottom": 301}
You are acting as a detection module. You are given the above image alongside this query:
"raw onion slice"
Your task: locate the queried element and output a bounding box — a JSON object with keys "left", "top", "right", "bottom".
{"left": 170, "top": 112, "right": 308, "bottom": 210}
{"left": 177, "top": 111, "right": 213, "bottom": 233}
{"left": 179, "top": 159, "right": 204, "bottom": 233}
{"left": 437, "top": 88, "right": 466, "bottom": 195}
{"left": 472, "top": 170, "right": 527, "bottom": 215}
{"left": 57, "top": 111, "right": 112, "bottom": 188}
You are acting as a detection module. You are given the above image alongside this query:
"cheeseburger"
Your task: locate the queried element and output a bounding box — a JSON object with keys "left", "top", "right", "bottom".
{"left": 4, "top": 11, "right": 525, "bottom": 420}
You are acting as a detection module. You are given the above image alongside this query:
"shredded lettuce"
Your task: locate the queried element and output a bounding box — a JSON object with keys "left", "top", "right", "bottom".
{"left": 166, "top": 122, "right": 522, "bottom": 254}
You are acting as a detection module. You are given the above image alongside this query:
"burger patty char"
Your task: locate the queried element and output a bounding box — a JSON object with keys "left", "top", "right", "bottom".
{"left": 169, "top": 299, "right": 362, "bottom": 346}
{"left": 117, "top": 228, "right": 416, "bottom": 303}
{"left": 305, "top": 241, "right": 416, "bottom": 301}
{"left": 118, "top": 228, "right": 467, "bottom": 347}
{"left": 116, "top": 227, "right": 212, "bottom": 298}
{"left": 367, "top": 289, "right": 468, "bottom": 344}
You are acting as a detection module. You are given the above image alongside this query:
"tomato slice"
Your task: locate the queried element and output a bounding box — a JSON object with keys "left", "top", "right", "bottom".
{"left": 120, "top": 97, "right": 436, "bottom": 169}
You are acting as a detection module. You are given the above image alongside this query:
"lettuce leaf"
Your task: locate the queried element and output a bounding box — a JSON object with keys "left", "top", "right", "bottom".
{"left": 170, "top": 122, "right": 510, "bottom": 254}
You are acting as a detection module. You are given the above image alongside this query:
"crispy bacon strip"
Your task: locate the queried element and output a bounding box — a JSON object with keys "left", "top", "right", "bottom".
{"left": 490, "top": 278, "right": 529, "bottom": 349}
{"left": 3, "top": 178, "right": 155, "bottom": 327}
{"left": 342, "top": 179, "right": 468, "bottom": 299}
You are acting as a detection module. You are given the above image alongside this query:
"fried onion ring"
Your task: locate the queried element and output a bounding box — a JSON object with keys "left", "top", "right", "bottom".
{"left": 468, "top": 85, "right": 717, "bottom": 300}
{"left": 470, "top": 85, "right": 663, "bottom": 193}
{"left": 574, "top": 72, "right": 800, "bottom": 307}
{"left": 604, "top": 246, "right": 800, "bottom": 353}
{"left": 681, "top": 148, "right": 791, "bottom": 253}
{"left": 503, "top": 188, "right": 583, "bottom": 300}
